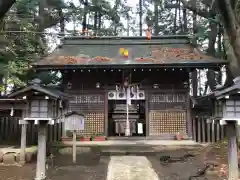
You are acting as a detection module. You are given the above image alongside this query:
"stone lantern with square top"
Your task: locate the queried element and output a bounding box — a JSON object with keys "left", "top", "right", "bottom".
{"left": 8, "top": 80, "right": 68, "bottom": 180}
{"left": 213, "top": 77, "right": 240, "bottom": 180}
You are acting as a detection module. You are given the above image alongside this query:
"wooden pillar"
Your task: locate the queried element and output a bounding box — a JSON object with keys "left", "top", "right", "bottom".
{"left": 197, "top": 117, "right": 201, "bottom": 142}
{"left": 221, "top": 125, "right": 224, "bottom": 140}
{"left": 201, "top": 117, "right": 206, "bottom": 143}
{"left": 186, "top": 94, "right": 192, "bottom": 138}
{"left": 237, "top": 126, "right": 240, "bottom": 139}
{"left": 226, "top": 122, "right": 238, "bottom": 180}
{"left": 73, "top": 130, "right": 77, "bottom": 164}
{"left": 62, "top": 110, "right": 66, "bottom": 137}
{"left": 20, "top": 123, "right": 27, "bottom": 164}
{"left": 145, "top": 92, "right": 149, "bottom": 137}
{"left": 192, "top": 117, "right": 196, "bottom": 141}
{"left": 207, "top": 119, "right": 211, "bottom": 142}
{"left": 35, "top": 123, "right": 47, "bottom": 180}
{"left": 104, "top": 91, "right": 108, "bottom": 136}
{"left": 211, "top": 121, "right": 215, "bottom": 142}
{"left": 20, "top": 107, "right": 27, "bottom": 165}
{"left": 216, "top": 123, "right": 220, "bottom": 141}
{"left": 197, "top": 117, "right": 202, "bottom": 142}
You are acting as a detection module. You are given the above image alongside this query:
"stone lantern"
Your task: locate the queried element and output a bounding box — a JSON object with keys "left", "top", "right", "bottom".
{"left": 214, "top": 77, "right": 240, "bottom": 180}
{"left": 8, "top": 81, "right": 68, "bottom": 180}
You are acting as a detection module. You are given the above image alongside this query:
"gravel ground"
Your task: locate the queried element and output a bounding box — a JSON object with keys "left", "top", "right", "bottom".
{"left": 149, "top": 148, "right": 226, "bottom": 180}
{"left": 0, "top": 164, "right": 35, "bottom": 180}
{"left": 0, "top": 145, "right": 230, "bottom": 180}
{"left": 47, "top": 155, "right": 109, "bottom": 180}
{"left": 0, "top": 153, "right": 110, "bottom": 180}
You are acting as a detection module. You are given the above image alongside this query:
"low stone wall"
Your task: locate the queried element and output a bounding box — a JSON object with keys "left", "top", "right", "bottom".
{"left": 58, "top": 147, "right": 92, "bottom": 155}
{"left": 0, "top": 146, "right": 37, "bottom": 165}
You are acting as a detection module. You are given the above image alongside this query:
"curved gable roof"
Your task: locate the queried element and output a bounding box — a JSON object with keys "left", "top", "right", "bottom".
{"left": 33, "top": 36, "right": 227, "bottom": 69}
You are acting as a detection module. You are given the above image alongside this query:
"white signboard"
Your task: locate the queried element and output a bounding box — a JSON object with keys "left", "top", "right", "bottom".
{"left": 137, "top": 123, "right": 143, "bottom": 134}
{"left": 65, "top": 114, "right": 85, "bottom": 131}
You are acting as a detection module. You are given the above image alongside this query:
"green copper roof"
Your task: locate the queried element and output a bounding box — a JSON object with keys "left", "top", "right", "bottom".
{"left": 33, "top": 36, "right": 227, "bottom": 69}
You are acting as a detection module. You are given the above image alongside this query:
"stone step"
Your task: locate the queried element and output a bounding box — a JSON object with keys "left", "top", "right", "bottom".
{"left": 101, "top": 151, "right": 156, "bottom": 156}
{"left": 99, "top": 145, "right": 202, "bottom": 156}
{"left": 100, "top": 146, "right": 155, "bottom": 156}
{"left": 107, "top": 136, "right": 146, "bottom": 141}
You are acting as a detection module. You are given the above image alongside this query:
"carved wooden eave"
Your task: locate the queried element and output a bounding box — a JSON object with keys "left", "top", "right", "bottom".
{"left": 192, "top": 80, "right": 238, "bottom": 108}
{"left": 0, "top": 98, "right": 27, "bottom": 110}
{"left": 214, "top": 77, "right": 240, "bottom": 100}
{"left": 64, "top": 111, "right": 85, "bottom": 118}
{"left": 191, "top": 93, "right": 215, "bottom": 109}
{"left": 8, "top": 84, "right": 69, "bottom": 100}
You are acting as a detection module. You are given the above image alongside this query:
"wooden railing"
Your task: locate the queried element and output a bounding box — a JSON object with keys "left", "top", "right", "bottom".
{"left": 192, "top": 116, "right": 226, "bottom": 143}
{"left": 0, "top": 117, "right": 63, "bottom": 145}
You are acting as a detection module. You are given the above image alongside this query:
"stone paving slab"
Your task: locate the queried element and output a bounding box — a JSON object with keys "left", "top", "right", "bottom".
{"left": 106, "top": 156, "right": 160, "bottom": 180}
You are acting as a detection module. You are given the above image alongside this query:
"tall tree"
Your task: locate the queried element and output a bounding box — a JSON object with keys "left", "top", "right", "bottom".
{"left": 215, "top": 0, "right": 240, "bottom": 78}
{"left": 139, "top": 0, "right": 143, "bottom": 36}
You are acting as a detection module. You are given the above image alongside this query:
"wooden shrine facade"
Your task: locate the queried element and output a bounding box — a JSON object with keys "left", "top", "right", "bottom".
{"left": 61, "top": 69, "right": 190, "bottom": 138}
{"left": 33, "top": 35, "right": 227, "bottom": 139}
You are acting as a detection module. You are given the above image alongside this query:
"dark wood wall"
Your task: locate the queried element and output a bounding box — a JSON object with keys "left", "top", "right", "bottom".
{"left": 62, "top": 68, "right": 189, "bottom": 90}
{"left": 62, "top": 68, "right": 190, "bottom": 137}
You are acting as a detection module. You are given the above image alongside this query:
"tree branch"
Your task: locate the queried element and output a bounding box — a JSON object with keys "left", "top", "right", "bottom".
{"left": 0, "top": 0, "right": 16, "bottom": 19}
{"left": 217, "top": 0, "right": 237, "bottom": 35}
{"left": 180, "top": 0, "right": 212, "bottom": 18}
{"left": 216, "top": 0, "right": 240, "bottom": 77}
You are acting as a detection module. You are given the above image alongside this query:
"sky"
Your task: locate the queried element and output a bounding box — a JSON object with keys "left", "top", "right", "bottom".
{"left": 126, "top": 0, "right": 138, "bottom": 7}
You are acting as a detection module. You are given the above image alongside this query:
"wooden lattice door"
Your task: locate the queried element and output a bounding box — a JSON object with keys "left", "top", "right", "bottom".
{"left": 149, "top": 110, "right": 186, "bottom": 136}
{"left": 68, "top": 93, "right": 105, "bottom": 136}
{"left": 149, "top": 92, "right": 187, "bottom": 136}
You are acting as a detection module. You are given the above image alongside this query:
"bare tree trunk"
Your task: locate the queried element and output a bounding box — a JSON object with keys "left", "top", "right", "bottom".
{"left": 173, "top": 0, "right": 177, "bottom": 34}
{"left": 216, "top": 25, "right": 223, "bottom": 85}
{"left": 94, "top": 12, "right": 97, "bottom": 35}
{"left": 38, "top": 0, "right": 48, "bottom": 54}
{"left": 139, "top": 0, "right": 142, "bottom": 36}
{"left": 217, "top": 0, "right": 240, "bottom": 77}
{"left": 223, "top": 29, "right": 240, "bottom": 78}
{"left": 183, "top": 7, "right": 188, "bottom": 33}
{"left": 127, "top": 15, "right": 130, "bottom": 36}
{"left": 58, "top": 9, "right": 65, "bottom": 34}
{"left": 203, "top": 22, "right": 218, "bottom": 94}
{"left": 192, "top": 70, "right": 198, "bottom": 96}
{"left": 206, "top": 22, "right": 217, "bottom": 56}
{"left": 217, "top": 25, "right": 223, "bottom": 58}
{"left": 154, "top": 1, "right": 159, "bottom": 36}
{"left": 98, "top": 14, "right": 101, "bottom": 31}
{"left": 191, "top": 0, "right": 198, "bottom": 96}
{"left": 82, "top": 0, "right": 88, "bottom": 35}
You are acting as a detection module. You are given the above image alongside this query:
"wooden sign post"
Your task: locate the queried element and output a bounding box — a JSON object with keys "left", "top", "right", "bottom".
{"left": 64, "top": 112, "right": 85, "bottom": 164}
{"left": 72, "top": 130, "right": 77, "bottom": 164}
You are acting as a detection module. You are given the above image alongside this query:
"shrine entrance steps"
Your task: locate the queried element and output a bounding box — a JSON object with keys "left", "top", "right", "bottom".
{"left": 56, "top": 140, "right": 205, "bottom": 156}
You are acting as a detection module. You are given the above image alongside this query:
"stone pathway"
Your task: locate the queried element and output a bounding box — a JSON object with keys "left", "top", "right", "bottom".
{"left": 106, "top": 156, "right": 160, "bottom": 180}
